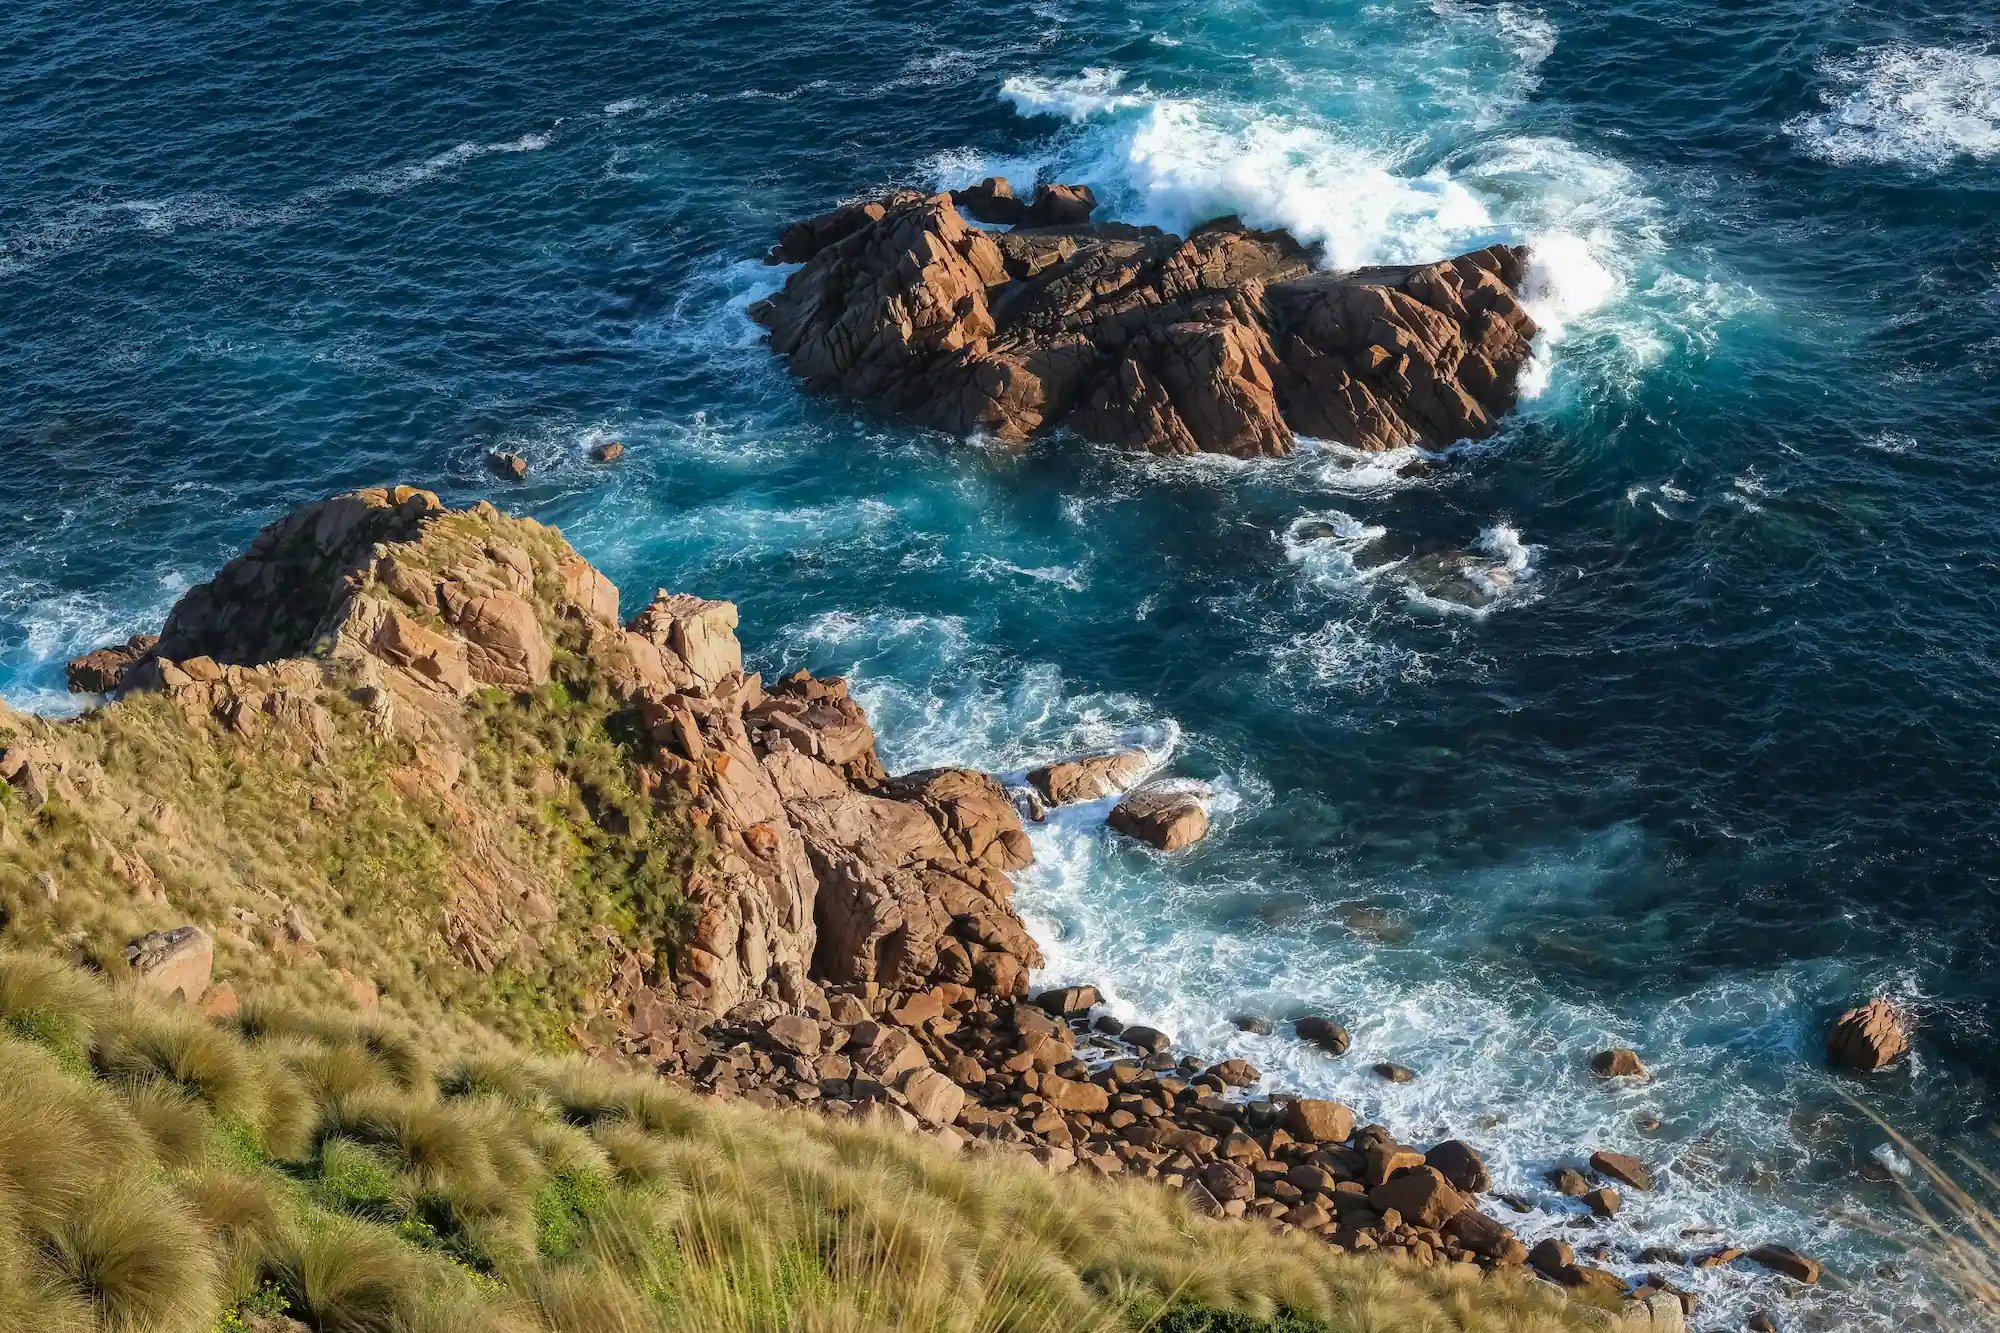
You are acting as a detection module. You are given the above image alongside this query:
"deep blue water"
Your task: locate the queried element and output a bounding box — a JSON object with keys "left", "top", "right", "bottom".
{"left": 6, "top": 0, "right": 1999, "bottom": 1320}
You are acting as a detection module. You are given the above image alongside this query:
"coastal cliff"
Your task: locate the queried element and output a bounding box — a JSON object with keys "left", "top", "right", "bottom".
{"left": 0, "top": 489, "right": 1801, "bottom": 1332}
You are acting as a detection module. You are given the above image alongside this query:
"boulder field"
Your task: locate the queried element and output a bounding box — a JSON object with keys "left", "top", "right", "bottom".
{"left": 750, "top": 179, "right": 1540, "bottom": 458}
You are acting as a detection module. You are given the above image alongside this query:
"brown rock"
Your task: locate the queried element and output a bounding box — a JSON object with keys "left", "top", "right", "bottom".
{"left": 949, "top": 176, "right": 1025, "bottom": 226}
{"left": 1827, "top": 998, "right": 1908, "bottom": 1071}
{"left": 1294, "top": 1016, "right": 1351, "bottom": 1055}
{"left": 1562, "top": 1265, "right": 1630, "bottom": 1299}
{"left": 1197, "top": 1159, "right": 1256, "bottom": 1203}
{"left": 1283, "top": 1098, "right": 1356, "bottom": 1144}
{"left": 590, "top": 441, "right": 625, "bottom": 463}
{"left": 1026, "top": 751, "right": 1150, "bottom": 806}
{"left": 1585, "top": 1186, "right": 1621, "bottom": 1218}
{"left": 1372, "top": 1062, "right": 1416, "bottom": 1083}
{"left": 1695, "top": 1247, "right": 1745, "bottom": 1269}
{"left": 488, "top": 451, "right": 527, "bottom": 480}
{"left": 1107, "top": 784, "right": 1209, "bottom": 850}
{"left": 750, "top": 191, "right": 1537, "bottom": 460}
{"left": 66, "top": 634, "right": 159, "bottom": 694}
{"left": 125, "top": 926, "right": 214, "bottom": 1003}
{"left": 1547, "top": 1166, "right": 1590, "bottom": 1197}
{"left": 199, "top": 981, "right": 239, "bottom": 1019}
{"left": 1747, "top": 1245, "right": 1821, "bottom": 1284}
{"left": 1425, "top": 1140, "right": 1492, "bottom": 1194}
{"left": 1040, "top": 1075, "right": 1110, "bottom": 1114}
{"left": 1528, "top": 1237, "right": 1575, "bottom": 1276}
{"left": 765, "top": 1014, "right": 822, "bottom": 1057}
{"left": 1590, "top": 1150, "right": 1655, "bottom": 1191}
{"left": 1206, "top": 1058, "right": 1260, "bottom": 1088}
{"left": 1591, "top": 1048, "right": 1650, "bottom": 1079}
{"left": 1441, "top": 1207, "right": 1511, "bottom": 1258}
{"left": 1364, "top": 1144, "right": 1427, "bottom": 1187}
{"left": 900, "top": 1067, "right": 966, "bottom": 1127}
{"left": 1367, "top": 1167, "right": 1469, "bottom": 1229}
{"left": 1034, "top": 984, "right": 1100, "bottom": 1017}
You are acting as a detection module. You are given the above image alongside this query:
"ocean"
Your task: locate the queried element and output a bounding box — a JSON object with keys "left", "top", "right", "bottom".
{"left": 5, "top": 0, "right": 1999, "bottom": 1322}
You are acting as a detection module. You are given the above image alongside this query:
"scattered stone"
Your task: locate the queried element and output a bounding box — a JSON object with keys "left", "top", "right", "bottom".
{"left": 1636, "top": 1112, "right": 1663, "bottom": 1132}
{"left": 1373, "top": 1062, "right": 1416, "bottom": 1083}
{"left": 1122, "top": 1024, "right": 1172, "bottom": 1054}
{"left": 1025, "top": 751, "right": 1150, "bottom": 806}
{"left": 1207, "top": 1058, "right": 1260, "bottom": 1088}
{"left": 1590, "top": 1150, "right": 1655, "bottom": 1191}
{"left": 1746, "top": 1245, "right": 1821, "bottom": 1285}
{"left": 1294, "top": 1016, "right": 1351, "bottom": 1055}
{"left": 487, "top": 451, "right": 528, "bottom": 480}
{"left": 590, "top": 441, "right": 625, "bottom": 463}
{"left": 1585, "top": 1186, "right": 1621, "bottom": 1218}
{"left": 1827, "top": 998, "right": 1908, "bottom": 1071}
{"left": 199, "top": 981, "right": 239, "bottom": 1019}
{"left": 900, "top": 1068, "right": 966, "bottom": 1127}
{"left": 1231, "top": 1014, "right": 1274, "bottom": 1036}
{"left": 1591, "top": 1048, "right": 1649, "bottom": 1079}
{"left": 1107, "top": 785, "right": 1210, "bottom": 851}
{"left": 1696, "top": 1247, "right": 1745, "bottom": 1268}
{"left": 125, "top": 926, "right": 214, "bottom": 1003}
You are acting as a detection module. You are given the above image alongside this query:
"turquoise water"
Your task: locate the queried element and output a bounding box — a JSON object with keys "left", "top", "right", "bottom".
{"left": 6, "top": 0, "right": 2000, "bottom": 1319}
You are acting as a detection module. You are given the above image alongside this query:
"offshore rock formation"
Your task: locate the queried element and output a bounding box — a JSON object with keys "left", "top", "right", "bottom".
{"left": 750, "top": 179, "right": 1538, "bottom": 457}
{"left": 73, "top": 486, "right": 1043, "bottom": 1025}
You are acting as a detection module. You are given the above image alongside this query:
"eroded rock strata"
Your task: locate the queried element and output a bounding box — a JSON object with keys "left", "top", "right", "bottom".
{"left": 750, "top": 180, "right": 1538, "bottom": 456}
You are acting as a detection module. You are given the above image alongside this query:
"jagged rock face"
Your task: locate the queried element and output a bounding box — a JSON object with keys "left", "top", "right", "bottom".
{"left": 91, "top": 487, "right": 1045, "bottom": 1024}
{"left": 750, "top": 186, "right": 1538, "bottom": 457}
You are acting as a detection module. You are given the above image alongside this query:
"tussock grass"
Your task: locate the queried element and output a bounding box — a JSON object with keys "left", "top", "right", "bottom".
{"left": 0, "top": 952, "right": 1606, "bottom": 1333}
{"left": 1847, "top": 1099, "right": 2000, "bottom": 1319}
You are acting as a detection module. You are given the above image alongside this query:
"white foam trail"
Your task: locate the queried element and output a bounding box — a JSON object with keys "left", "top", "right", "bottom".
{"left": 1307, "top": 441, "right": 1433, "bottom": 493}
{"left": 1282, "top": 510, "right": 1391, "bottom": 592}
{"left": 1787, "top": 44, "right": 2000, "bottom": 168}
{"left": 1000, "top": 67, "right": 1148, "bottom": 122}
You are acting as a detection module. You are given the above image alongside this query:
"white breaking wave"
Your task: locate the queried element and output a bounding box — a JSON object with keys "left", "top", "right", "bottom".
{"left": 1787, "top": 43, "right": 2000, "bottom": 168}
{"left": 1000, "top": 67, "right": 1148, "bottom": 122}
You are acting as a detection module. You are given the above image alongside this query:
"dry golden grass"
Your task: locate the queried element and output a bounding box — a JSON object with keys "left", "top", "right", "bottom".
{"left": 1846, "top": 1097, "right": 2000, "bottom": 1321}
{"left": 0, "top": 951, "right": 1609, "bottom": 1333}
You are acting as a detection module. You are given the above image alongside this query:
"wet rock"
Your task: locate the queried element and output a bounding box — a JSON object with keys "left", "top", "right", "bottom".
{"left": 1585, "top": 1186, "right": 1621, "bottom": 1218}
{"left": 1748, "top": 1313, "right": 1776, "bottom": 1333}
{"left": 590, "top": 440, "right": 625, "bottom": 463}
{"left": 1122, "top": 1024, "right": 1172, "bottom": 1053}
{"left": 1590, "top": 1150, "right": 1655, "bottom": 1191}
{"left": 1826, "top": 998, "right": 1908, "bottom": 1071}
{"left": 1373, "top": 1062, "right": 1416, "bottom": 1083}
{"left": 125, "top": 926, "right": 214, "bottom": 1003}
{"left": 487, "top": 451, "right": 527, "bottom": 480}
{"left": 1746, "top": 1245, "right": 1821, "bottom": 1284}
{"left": 66, "top": 634, "right": 159, "bottom": 694}
{"left": 1231, "top": 1014, "right": 1274, "bottom": 1036}
{"left": 1426, "top": 1140, "right": 1492, "bottom": 1193}
{"left": 1591, "top": 1048, "right": 1650, "bottom": 1079}
{"left": 1025, "top": 751, "right": 1149, "bottom": 806}
{"left": 1034, "top": 984, "right": 1101, "bottom": 1017}
{"left": 750, "top": 190, "right": 1537, "bottom": 458}
{"left": 1548, "top": 1166, "right": 1591, "bottom": 1197}
{"left": 1108, "top": 784, "right": 1210, "bottom": 850}
{"left": 949, "top": 176, "right": 1024, "bottom": 226}
{"left": 1295, "top": 1015, "right": 1351, "bottom": 1055}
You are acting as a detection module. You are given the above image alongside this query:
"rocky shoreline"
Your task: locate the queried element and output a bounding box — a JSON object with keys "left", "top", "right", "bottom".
{"left": 41, "top": 486, "right": 1901, "bottom": 1333}
{"left": 750, "top": 178, "right": 1540, "bottom": 458}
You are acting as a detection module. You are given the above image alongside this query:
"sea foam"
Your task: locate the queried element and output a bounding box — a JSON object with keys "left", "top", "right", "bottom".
{"left": 1787, "top": 43, "right": 2000, "bottom": 168}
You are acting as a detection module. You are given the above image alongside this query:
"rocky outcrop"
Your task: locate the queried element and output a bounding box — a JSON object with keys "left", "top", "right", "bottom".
{"left": 750, "top": 181, "right": 1538, "bottom": 457}
{"left": 66, "top": 634, "right": 158, "bottom": 694}
{"left": 1827, "top": 997, "right": 1908, "bottom": 1070}
{"left": 70, "top": 487, "right": 1044, "bottom": 1025}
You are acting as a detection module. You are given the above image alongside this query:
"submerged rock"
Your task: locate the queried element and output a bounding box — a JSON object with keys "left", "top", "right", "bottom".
{"left": 1591, "top": 1047, "right": 1650, "bottom": 1079}
{"left": 750, "top": 184, "right": 1537, "bottom": 459}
